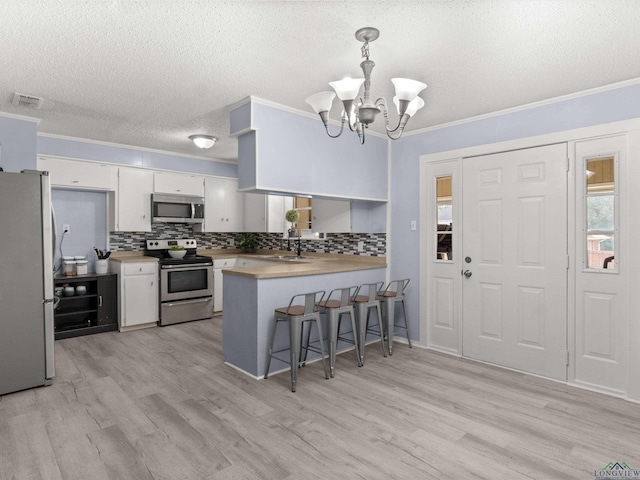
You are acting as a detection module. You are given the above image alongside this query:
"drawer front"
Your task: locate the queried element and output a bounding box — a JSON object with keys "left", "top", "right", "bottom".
{"left": 123, "top": 262, "right": 157, "bottom": 276}
{"left": 213, "top": 258, "right": 237, "bottom": 268}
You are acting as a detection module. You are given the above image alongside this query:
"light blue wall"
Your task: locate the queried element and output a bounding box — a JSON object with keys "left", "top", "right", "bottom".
{"left": 37, "top": 136, "right": 238, "bottom": 177}
{"left": 233, "top": 100, "right": 388, "bottom": 201}
{"left": 0, "top": 116, "right": 37, "bottom": 172}
{"left": 389, "top": 82, "right": 640, "bottom": 342}
{"left": 52, "top": 188, "right": 107, "bottom": 274}
{"left": 351, "top": 200, "right": 386, "bottom": 233}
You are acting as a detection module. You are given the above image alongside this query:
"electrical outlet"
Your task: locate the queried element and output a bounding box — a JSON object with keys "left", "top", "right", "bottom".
{"left": 63, "top": 224, "right": 70, "bottom": 234}
{"left": 228, "top": 238, "right": 234, "bottom": 247}
{"left": 357, "top": 240, "right": 364, "bottom": 252}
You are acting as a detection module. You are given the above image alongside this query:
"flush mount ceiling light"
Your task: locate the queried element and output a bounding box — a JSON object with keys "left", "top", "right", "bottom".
{"left": 189, "top": 135, "right": 217, "bottom": 149}
{"left": 305, "top": 27, "right": 427, "bottom": 144}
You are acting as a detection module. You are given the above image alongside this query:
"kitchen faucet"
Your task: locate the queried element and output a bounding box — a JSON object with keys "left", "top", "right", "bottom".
{"left": 286, "top": 237, "right": 303, "bottom": 257}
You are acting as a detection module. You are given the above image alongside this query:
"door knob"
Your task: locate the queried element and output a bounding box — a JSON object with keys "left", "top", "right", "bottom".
{"left": 462, "top": 270, "right": 472, "bottom": 278}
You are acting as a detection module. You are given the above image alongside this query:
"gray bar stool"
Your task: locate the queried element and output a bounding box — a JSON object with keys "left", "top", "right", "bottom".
{"left": 315, "top": 286, "right": 363, "bottom": 377}
{"left": 353, "top": 282, "right": 387, "bottom": 364}
{"left": 264, "top": 291, "right": 329, "bottom": 392}
{"left": 378, "top": 279, "right": 412, "bottom": 355}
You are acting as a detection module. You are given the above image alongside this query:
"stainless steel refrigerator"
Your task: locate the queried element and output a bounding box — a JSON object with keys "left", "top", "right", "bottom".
{"left": 0, "top": 170, "right": 55, "bottom": 396}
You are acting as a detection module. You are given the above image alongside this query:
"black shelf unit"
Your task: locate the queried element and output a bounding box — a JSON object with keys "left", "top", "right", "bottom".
{"left": 54, "top": 273, "right": 118, "bottom": 340}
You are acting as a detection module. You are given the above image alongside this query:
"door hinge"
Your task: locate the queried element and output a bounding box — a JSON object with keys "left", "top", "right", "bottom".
{"left": 566, "top": 156, "right": 570, "bottom": 172}
{"left": 567, "top": 255, "right": 570, "bottom": 269}
{"left": 566, "top": 351, "right": 570, "bottom": 366}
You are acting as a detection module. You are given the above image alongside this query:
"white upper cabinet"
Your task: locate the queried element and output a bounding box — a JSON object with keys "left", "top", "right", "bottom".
{"left": 204, "top": 177, "right": 243, "bottom": 232}
{"left": 153, "top": 171, "right": 204, "bottom": 196}
{"left": 312, "top": 198, "right": 351, "bottom": 233}
{"left": 243, "top": 193, "right": 267, "bottom": 232}
{"left": 38, "top": 157, "right": 117, "bottom": 190}
{"left": 243, "top": 194, "right": 293, "bottom": 233}
{"left": 115, "top": 167, "right": 153, "bottom": 232}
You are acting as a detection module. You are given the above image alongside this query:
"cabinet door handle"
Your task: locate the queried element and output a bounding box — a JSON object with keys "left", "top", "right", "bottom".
{"left": 98, "top": 295, "right": 103, "bottom": 307}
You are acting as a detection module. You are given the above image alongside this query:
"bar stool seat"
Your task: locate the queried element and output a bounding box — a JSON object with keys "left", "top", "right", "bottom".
{"left": 264, "top": 291, "right": 329, "bottom": 392}
{"left": 352, "top": 282, "right": 387, "bottom": 364}
{"left": 315, "top": 286, "right": 362, "bottom": 377}
{"left": 377, "top": 279, "right": 412, "bottom": 355}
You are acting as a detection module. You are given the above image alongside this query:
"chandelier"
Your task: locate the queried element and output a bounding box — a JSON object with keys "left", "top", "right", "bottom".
{"left": 305, "top": 27, "right": 426, "bottom": 144}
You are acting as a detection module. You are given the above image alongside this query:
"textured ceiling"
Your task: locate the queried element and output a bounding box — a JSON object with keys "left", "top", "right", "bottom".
{"left": 1, "top": 0, "right": 640, "bottom": 163}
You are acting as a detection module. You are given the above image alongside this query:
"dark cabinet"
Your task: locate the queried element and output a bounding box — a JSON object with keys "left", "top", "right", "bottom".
{"left": 54, "top": 274, "right": 118, "bottom": 340}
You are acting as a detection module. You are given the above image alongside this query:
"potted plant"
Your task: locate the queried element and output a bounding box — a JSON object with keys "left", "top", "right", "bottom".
{"left": 236, "top": 233, "right": 258, "bottom": 253}
{"left": 285, "top": 209, "right": 300, "bottom": 237}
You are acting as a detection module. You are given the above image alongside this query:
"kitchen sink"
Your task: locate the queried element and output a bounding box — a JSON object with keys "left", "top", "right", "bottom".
{"left": 266, "top": 255, "right": 309, "bottom": 260}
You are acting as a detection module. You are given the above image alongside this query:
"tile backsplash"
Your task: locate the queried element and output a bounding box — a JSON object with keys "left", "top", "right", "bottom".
{"left": 109, "top": 225, "right": 385, "bottom": 256}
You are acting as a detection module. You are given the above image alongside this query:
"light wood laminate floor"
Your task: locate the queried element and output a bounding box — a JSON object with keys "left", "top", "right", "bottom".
{"left": 2, "top": 317, "right": 639, "bottom": 480}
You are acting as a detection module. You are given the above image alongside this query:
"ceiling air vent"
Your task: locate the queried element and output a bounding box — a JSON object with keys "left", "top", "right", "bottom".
{"left": 12, "top": 93, "right": 45, "bottom": 109}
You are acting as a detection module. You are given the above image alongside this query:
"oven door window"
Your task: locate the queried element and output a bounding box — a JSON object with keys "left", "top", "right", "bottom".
{"left": 167, "top": 269, "right": 208, "bottom": 293}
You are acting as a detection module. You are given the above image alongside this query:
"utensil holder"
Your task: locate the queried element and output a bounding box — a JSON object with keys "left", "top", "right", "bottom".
{"left": 95, "top": 259, "right": 108, "bottom": 274}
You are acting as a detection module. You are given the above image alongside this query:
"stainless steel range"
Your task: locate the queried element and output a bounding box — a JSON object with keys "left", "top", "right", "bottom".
{"left": 145, "top": 239, "right": 214, "bottom": 326}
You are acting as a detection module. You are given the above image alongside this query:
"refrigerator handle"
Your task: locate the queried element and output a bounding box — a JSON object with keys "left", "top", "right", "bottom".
{"left": 51, "top": 204, "right": 58, "bottom": 270}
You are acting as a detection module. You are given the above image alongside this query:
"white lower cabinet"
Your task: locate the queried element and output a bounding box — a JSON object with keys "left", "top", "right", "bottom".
{"left": 111, "top": 261, "right": 159, "bottom": 330}
{"left": 213, "top": 258, "right": 236, "bottom": 313}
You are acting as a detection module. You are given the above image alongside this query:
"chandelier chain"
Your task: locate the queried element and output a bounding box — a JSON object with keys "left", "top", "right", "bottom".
{"left": 361, "top": 41, "right": 370, "bottom": 60}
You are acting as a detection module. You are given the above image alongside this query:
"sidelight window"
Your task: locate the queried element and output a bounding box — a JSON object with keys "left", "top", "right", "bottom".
{"left": 436, "top": 176, "right": 453, "bottom": 261}
{"left": 585, "top": 156, "right": 616, "bottom": 270}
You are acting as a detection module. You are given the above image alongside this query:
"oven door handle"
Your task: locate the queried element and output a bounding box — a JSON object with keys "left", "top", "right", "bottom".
{"left": 164, "top": 297, "right": 212, "bottom": 307}
{"left": 161, "top": 262, "right": 213, "bottom": 269}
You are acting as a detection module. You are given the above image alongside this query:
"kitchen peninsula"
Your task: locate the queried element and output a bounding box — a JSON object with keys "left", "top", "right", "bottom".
{"left": 219, "top": 252, "right": 386, "bottom": 378}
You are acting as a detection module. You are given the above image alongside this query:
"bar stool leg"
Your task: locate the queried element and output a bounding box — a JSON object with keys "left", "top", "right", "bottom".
{"left": 314, "top": 315, "right": 330, "bottom": 380}
{"left": 383, "top": 299, "right": 395, "bottom": 355}
{"left": 327, "top": 309, "right": 338, "bottom": 378}
{"left": 355, "top": 303, "right": 367, "bottom": 366}
{"left": 345, "top": 307, "right": 363, "bottom": 366}
{"left": 289, "top": 318, "right": 302, "bottom": 392}
{"left": 374, "top": 303, "right": 388, "bottom": 357}
{"left": 402, "top": 299, "right": 412, "bottom": 348}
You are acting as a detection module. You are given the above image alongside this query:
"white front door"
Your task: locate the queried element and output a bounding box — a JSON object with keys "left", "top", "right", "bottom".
{"left": 462, "top": 144, "right": 568, "bottom": 380}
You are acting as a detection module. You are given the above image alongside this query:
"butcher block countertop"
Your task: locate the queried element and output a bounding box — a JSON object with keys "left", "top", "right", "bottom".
{"left": 208, "top": 249, "right": 386, "bottom": 279}
{"left": 108, "top": 252, "right": 159, "bottom": 263}
{"left": 109, "top": 249, "right": 385, "bottom": 278}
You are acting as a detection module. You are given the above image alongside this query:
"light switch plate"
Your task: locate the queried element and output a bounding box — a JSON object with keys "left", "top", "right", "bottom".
{"left": 410, "top": 220, "right": 417, "bottom": 231}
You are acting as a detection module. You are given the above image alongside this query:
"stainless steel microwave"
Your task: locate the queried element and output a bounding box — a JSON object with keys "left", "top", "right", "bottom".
{"left": 151, "top": 193, "right": 205, "bottom": 224}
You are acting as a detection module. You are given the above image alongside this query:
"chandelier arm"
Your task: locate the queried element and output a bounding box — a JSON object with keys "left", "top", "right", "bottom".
{"left": 385, "top": 114, "right": 411, "bottom": 139}
{"left": 375, "top": 98, "right": 405, "bottom": 133}
{"left": 356, "top": 122, "right": 365, "bottom": 144}
{"left": 324, "top": 120, "right": 345, "bottom": 138}
{"left": 386, "top": 127, "right": 405, "bottom": 141}
{"left": 319, "top": 111, "right": 346, "bottom": 138}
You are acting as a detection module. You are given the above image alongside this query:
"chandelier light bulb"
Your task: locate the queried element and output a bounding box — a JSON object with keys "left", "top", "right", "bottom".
{"left": 329, "top": 77, "right": 365, "bottom": 101}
